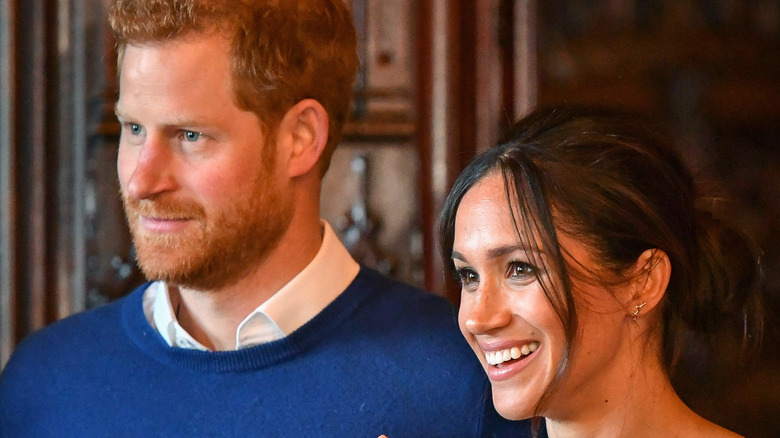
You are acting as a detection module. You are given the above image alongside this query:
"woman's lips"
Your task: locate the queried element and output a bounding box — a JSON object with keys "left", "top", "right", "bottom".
{"left": 480, "top": 341, "right": 540, "bottom": 382}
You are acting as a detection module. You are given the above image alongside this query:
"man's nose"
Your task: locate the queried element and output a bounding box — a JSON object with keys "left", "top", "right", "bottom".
{"left": 122, "top": 134, "right": 178, "bottom": 200}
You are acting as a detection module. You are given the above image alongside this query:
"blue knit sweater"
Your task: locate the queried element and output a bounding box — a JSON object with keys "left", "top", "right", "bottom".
{"left": 0, "top": 268, "right": 531, "bottom": 437}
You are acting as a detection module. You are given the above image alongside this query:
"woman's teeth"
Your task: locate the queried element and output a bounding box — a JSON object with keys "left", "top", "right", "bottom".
{"left": 485, "top": 341, "right": 540, "bottom": 366}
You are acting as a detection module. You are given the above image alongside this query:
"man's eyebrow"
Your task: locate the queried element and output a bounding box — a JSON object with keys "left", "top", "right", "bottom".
{"left": 112, "top": 107, "right": 210, "bottom": 128}
{"left": 114, "top": 105, "right": 137, "bottom": 122}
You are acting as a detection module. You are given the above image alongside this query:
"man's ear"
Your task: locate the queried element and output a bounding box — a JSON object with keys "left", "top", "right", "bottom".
{"left": 628, "top": 249, "right": 671, "bottom": 320}
{"left": 276, "top": 98, "right": 329, "bottom": 178}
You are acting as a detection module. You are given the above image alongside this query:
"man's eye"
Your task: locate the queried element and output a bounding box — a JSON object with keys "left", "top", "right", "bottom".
{"left": 129, "top": 124, "right": 142, "bottom": 135}
{"left": 183, "top": 130, "right": 201, "bottom": 142}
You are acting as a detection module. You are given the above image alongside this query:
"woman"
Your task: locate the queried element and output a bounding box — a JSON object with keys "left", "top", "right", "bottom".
{"left": 438, "top": 107, "right": 764, "bottom": 437}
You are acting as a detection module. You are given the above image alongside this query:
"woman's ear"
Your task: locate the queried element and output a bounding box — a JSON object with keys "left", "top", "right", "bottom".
{"left": 628, "top": 249, "right": 671, "bottom": 321}
{"left": 276, "top": 98, "right": 329, "bottom": 178}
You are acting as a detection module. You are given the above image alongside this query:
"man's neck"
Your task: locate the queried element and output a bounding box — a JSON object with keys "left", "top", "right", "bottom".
{"left": 172, "top": 219, "right": 323, "bottom": 351}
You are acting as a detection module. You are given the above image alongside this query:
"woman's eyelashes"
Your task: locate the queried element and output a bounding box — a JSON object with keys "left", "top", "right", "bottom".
{"left": 455, "top": 267, "right": 480, "bottom": 291}
{"left": 507, "top": 261, "right": 538, "bottom": 284}
{"left": 453, "top": 260, "right": 539, "bottom": 291}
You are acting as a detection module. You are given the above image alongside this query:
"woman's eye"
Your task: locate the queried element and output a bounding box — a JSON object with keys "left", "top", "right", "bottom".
{"left": 456, "top": 268, "right": 479, "bottom": 289}
{"left": 129, "top": 123, "right": 142, "bottom": 135}
{"left": 183, "top": 130, "right": 201, "bottom": 142}
{"left": 508, "top": 261, "right": 536, "bottom": 281}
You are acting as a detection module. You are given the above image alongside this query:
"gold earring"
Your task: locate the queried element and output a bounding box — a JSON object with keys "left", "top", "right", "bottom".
{"left": 632, "top": 302, "right": 647, "bottom": 321}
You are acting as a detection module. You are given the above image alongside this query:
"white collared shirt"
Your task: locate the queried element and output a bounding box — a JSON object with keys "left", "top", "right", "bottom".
{"left": 141, "top": 221, "right": 360, "bottom": 350}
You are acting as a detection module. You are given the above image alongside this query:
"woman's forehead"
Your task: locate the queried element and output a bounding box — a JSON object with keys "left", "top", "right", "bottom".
{"left": 456, "top": 175, "right": 549, "bottom": 252}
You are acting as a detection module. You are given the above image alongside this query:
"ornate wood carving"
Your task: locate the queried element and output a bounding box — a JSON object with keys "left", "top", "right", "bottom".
{"left": 345, "top": 0, "right": 415, "bottom": 141}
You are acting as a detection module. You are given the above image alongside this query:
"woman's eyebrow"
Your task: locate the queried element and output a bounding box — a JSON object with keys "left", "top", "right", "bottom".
{"left": 452, "top": 245, "right": 543, "bottom": 261}
{"left": 486, "top": 245, "right": 542, "bottom": 259}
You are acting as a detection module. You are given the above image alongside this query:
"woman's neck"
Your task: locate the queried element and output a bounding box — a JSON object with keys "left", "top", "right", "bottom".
{"left": 544, "top": 361, "right": 739, "bottom": 438}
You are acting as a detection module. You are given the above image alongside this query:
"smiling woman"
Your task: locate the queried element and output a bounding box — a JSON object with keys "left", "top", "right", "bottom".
{"left": 438, "top": 106, "right": 765, "bottom": 438}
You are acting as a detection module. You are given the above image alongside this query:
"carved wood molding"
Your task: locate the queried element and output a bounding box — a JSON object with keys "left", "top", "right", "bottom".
{"left": 416, "top": 0, "right": 537, "bottom": 302}
{"left": 0, "top": 0, "right": 17, "bottom": 369}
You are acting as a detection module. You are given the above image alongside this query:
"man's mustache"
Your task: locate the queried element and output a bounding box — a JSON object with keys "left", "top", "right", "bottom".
{"left": 123, "top": 195, "right": 206, "bottom": 221}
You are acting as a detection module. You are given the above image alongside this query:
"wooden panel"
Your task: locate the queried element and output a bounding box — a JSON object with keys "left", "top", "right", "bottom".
{"left": 0, "top": 0, "right": 18, "bottom": 368}
{"left": 16, "top": 0, "right": 49, "bottom": 338}
{"left": 474, "top": 0, "right": 502, "bottom": 153}
{"left": 535, "top": 1, "right": 780, "bottom": 436}
{"left": 416, "top": 0, "right": 458, "bottom": 299}
{"left": 53, "top": 0, "right": 88, "bottom": 319}
{"left": 513, "top": 0, "right": 538, "bottom": 119}
{"left": 0, "top": 0, "right": 105, "bottom": 369}
{"left": 416, "top": 0, "right": 538, "bottom": 301}
{"left": 345, "top": 0, "right": 415, "bottom": 141}
{"left": 81, "top": 1, "right": 142, "bottom": 307}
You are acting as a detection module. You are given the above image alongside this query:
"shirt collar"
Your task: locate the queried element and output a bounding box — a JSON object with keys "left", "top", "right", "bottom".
{"left": 143, "top": 220, "right": 360, "bottom": 350}
{"left": 138, "top": 281, "right": 211, "bottom": 350}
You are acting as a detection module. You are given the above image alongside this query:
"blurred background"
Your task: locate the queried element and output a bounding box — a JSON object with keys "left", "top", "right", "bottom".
{"left": 2, "top": 0, "right": 778, "bottom": 435}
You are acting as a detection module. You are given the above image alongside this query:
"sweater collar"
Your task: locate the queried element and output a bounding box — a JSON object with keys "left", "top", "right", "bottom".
{"left": 143, "top": 220, "right": 359, "bottom": 350}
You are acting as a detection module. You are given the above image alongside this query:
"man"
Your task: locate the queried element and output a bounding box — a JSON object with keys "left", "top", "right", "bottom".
{"left": 0, "top": 1, "right": 531, "bottom": 436}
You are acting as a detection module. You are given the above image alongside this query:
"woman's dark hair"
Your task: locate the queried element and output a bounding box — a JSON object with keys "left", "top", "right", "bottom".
{"left": 438, "top": 106, "right": 764, "bottom": 418}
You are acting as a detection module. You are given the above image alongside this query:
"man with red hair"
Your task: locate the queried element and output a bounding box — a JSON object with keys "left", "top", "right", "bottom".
{"left": 0, "top": 1, "right": 531, "bottom": 436}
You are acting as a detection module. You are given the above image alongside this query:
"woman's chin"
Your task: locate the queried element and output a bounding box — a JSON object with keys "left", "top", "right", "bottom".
{"left": 492, "top": 392, "right": 536, "bottom": 421}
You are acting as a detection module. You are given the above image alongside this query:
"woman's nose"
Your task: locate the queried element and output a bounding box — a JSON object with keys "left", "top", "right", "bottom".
{"left": 462, "top": 284, "right": 512, "bottom": 335}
